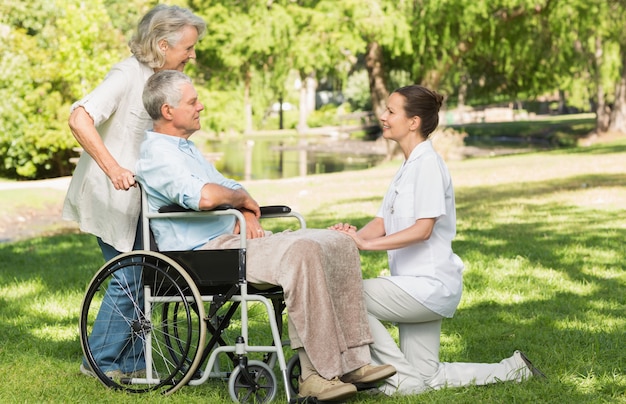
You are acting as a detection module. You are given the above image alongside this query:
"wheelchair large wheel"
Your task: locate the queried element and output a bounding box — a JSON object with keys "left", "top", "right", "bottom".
{"left": 228, "top": 360, "right": 278, "bottom": 403}
{"left": 79, "top": 251, "right": 207, "bottom": 395}
{"left": 161, "top": 301, "right": 205, "bottom": 380}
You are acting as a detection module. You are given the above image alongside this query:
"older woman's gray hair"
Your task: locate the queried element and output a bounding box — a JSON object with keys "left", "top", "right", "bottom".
{"left": 142, "top": 70, "right": 193, "bottom": 120}
{"left": 129, "top": 5, "right": 206, "bottom": 69}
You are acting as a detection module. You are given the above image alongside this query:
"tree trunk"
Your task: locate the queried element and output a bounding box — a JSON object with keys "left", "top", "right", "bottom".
{"left": 296, "top": 72, "right": 317, "bottom": 133}
{"left": 558, "top": 89, "right": 567, "bottom": 114}
{"left": 594, "top": 36, "right": 610, "bottom": 133}
{"left": 365, "top": 41, "right": 388, "bottom": 119}
{"left": 365, "top": 41, "right": 396, "bottom": 159}
{"left": 244, "top": 69, "right": 253, "bottom": 134}
{"left": 421, "top": 69, "right": 443, "bottom": 90}
{"left": 278, "top": 94, "right": 284, "bottom": 130}
{"left": 608, "top": 46, "right": 626, "bottom": 134}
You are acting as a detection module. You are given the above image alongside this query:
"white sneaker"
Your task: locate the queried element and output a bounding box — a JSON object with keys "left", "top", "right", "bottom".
{"left": 79, "top": 363, "right": 125, "bottom": 380}
{"left": 515, "top": 350, "right": 547, "bottom": 379}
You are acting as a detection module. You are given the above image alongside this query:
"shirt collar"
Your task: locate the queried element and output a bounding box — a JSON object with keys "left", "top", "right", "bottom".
{"left": 406, "top": 139, "right": 434, "bottom": 163}
{"left": 146, "top": 130, "right": 195, "bottom": 151}
{"left": 136, "top": 56, "right": 156, "bottom": 82}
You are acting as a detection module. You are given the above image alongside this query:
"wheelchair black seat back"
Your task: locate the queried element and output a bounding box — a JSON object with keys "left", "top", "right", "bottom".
{"left": 78, "top": 185, "right": 306, "bottom": 402}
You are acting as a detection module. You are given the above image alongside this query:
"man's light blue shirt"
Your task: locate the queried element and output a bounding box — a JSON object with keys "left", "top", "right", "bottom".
{"left": 135, "top": 130, "right": 242, "bottom": 251}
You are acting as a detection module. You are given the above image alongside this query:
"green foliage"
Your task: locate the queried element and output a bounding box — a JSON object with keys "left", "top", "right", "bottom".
{"left": 2, "top": 0, "right": 626, "bottom": 178}
{"left": 306, "top": 103, "right": 341, "bottom": 127}
{"left": 196, "top": 85, "right": 246, "bottom": 135}
{"left": 0, "top": 0, "right": 126, "bottom": 179}
{"left": 102, "top": 0, "right": 155, "bottom": 39}
{"left": 0, "top": 26, "right": 74, "bottom": 178}
{"left": 344, "top": 70, "right": 372, "bottom": 111}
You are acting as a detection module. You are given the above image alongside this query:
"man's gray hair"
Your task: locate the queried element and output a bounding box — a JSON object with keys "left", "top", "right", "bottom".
{"left": 143, "top": 70, "right": 192, "bottom": 120}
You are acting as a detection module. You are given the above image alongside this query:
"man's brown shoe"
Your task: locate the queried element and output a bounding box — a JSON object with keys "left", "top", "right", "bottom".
{"left": 340, "top": 364, "right": 396, "bottom": 385}
{"left": 298, "top": 374, "right": 357, "bottom": 401}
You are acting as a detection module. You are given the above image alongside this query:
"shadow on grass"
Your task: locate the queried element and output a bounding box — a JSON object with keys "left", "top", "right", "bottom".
{"left": 0, "top": 232, "right": 289, "bottom": 367}
{"left": 452, "top": 174, "right": 624, "bottom": 390}
{"left": 1, "top": 167, "right": 624, "bottom": 401}
{"left": 306, "top": 173, "right": 626, "bottom": 401}
{"left": 457, "top": 173, "right": 626, "bottom": 204}
{"left": 551, "top": 138, "right": 626, "bottom": 155}
{"left": 0, "top": 233, "right": 102, "bottom": 361}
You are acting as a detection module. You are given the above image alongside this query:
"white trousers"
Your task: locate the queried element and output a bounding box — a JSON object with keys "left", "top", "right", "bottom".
{"left": 363, "top": 278, "right": 531, "bottom": 395}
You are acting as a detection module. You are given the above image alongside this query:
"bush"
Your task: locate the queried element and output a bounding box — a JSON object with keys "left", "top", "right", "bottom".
{"left": 431, "top": 127, "right": 468, "bottom": 161}
{"left": 0, "top": 50, "right": 79, "bottom": 180}
{"left": 307, "top": 104, "right": 342, "bottom": 127}
{"left": 0, "top": 0, "right": 123, "bottom": 180}
{"left": 0, "top": 76, "right": 78, "bottom": 179}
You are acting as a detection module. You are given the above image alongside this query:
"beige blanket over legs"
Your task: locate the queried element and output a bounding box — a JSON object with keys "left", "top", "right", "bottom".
{"left": 202, "top": 228, "right": 373, "bottom": 379}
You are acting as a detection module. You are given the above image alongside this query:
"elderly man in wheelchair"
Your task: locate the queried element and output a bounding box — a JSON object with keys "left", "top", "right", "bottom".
{"left": 84, "top": 70, "right": 395, "bottom": 402}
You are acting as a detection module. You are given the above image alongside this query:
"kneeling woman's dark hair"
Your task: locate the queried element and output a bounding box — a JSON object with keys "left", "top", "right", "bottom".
{"left": 394, "top": 85, "right": 444, "bottom": 138}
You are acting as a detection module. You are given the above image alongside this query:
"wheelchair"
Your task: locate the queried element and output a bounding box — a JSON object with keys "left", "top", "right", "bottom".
{"left": 79, "top": 188, "right": 305, "bottom": 402}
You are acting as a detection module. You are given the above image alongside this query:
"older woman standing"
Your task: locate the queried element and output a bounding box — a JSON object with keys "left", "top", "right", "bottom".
{"left": 331, "top": 85, "right": 545, "bottom": 396}
{"left": 63, "top": 5, "right": 205, "bottom": 378}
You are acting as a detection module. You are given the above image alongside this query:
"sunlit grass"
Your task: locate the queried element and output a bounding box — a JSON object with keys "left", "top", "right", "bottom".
{"left": 0, "top": 138, "right": 625, "bottom": 403}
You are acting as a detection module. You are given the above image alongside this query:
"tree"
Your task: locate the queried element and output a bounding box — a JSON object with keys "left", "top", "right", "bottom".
{"left": 194, "top": 1, "right": 296, "bottom": 134}
{"left": 287, "top": 0, "right": 412, "bottom": 158}
{"left": 552, "top": 0, "right": 626, "bottom": 134}
{"left": 4, "top": 0, "right": 625, "bottom": 180}
{"left": 285, "top": 1, "right": 365, "bottom": 131}
{"left": 604, "top": 0, "right": 626, "bottom": 134}
{"left": 0, "top": 0, "right": 125, "bottom": 178}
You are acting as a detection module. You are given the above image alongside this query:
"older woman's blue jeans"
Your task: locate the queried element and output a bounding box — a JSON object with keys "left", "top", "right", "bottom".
{"left": 83, "top": 228, "right": 145, "bottom": 374}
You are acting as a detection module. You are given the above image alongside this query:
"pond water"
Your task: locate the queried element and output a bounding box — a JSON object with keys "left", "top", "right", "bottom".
{"left": 203, "top": 134, "right": 386, "bottom": 181}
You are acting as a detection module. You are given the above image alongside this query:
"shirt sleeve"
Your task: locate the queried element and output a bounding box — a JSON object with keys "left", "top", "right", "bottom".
{"left": 70, "top": 63, "right": 130, "bottom": 126}
{"left": 414, "top": 155, "right": 447, "bottom": 220}
{"left": 136, "top": 141, "right": 205, "bottom": 211}
{"left": 136, "top": 137, "right": 244, "bottom": 212}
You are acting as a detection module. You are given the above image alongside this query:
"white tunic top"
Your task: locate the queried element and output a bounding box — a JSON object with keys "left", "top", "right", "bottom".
{"left": 62, "top": 56, "right": 154, "bottom": 252}
{"left": 377, "top": 140, "right": 464, "bottom": 318}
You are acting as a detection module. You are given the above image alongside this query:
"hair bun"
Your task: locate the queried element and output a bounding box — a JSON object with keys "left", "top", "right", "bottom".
{"left": 434, "top": 92, "right": 444, "bottom": 109}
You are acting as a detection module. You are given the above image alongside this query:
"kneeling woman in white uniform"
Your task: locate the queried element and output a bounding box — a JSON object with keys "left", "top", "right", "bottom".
{"left": 330, "top": 85, "right": 545, "bottom": 395}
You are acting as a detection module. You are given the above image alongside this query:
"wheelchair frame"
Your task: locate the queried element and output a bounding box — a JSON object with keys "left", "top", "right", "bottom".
{"left": 78, "top": 188, "right": 306, "bottom": 402}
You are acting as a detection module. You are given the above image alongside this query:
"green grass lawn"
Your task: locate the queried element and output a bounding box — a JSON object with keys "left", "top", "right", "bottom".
{"left": 0, "top": 137, "right": 624, "bottom": 403}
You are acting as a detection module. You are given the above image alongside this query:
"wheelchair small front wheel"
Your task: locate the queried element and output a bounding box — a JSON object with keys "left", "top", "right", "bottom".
{"left": 228, "top": 360, "right": 277, "bottom": 403}
{"left": 286, "top": 354, "right": 301, "bottom": 396}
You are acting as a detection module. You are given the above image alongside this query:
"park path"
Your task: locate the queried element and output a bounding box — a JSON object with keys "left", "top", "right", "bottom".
{"left": 0, "top": 177, "right": 75, "bottom": 243}
{"left": 0, "top": 176, "right": 71, "bottom": 191}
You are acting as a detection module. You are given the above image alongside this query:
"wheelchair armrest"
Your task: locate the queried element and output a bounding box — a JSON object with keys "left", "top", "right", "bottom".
{"left": 260, "top": 205, "right": 291, "bottom": 216}
{"left": 158, "top": 204, "right": 291, "bottom": 216}
{"left": 158, "top": 204, "right": 234, "bottom": 213}
{"left": 154, "top": 203, "right": 302, "bottom": 230}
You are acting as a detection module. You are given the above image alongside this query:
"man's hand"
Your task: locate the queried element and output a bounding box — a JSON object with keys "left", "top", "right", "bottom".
{"left": 238, "top": 191, "right": 261, "bottom": 218}
{"left": 234, "top": 210, "right": 265, "bottom": 239}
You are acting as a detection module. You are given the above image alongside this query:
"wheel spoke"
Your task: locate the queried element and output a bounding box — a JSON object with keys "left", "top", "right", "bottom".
{"left": 79, "top": 252, "right": 206, "bottom": 395}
